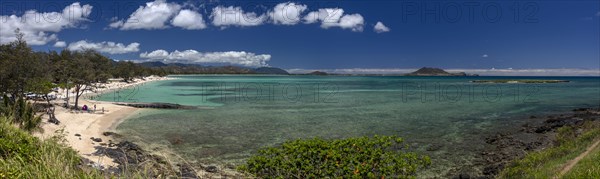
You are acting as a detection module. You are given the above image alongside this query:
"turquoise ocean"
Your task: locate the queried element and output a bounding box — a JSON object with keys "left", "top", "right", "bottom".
{"left": 95, "top": 75, "right": 600, "bottom": 175}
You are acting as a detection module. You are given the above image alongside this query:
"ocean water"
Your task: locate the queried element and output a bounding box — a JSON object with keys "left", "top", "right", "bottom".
{"left": 96, "top": 75, "right": 600, "bottom": 175}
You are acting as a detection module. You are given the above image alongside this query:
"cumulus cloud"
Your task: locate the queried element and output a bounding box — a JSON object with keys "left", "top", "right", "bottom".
{"left": 0, "top": 2, "right": 92, "bottom": 45}
{"left": 269, "top": 2, "right": 307, "bottom": 25}
{"left": 286, "top": 68, "right": 600, "bottom": 76}
{"left": 53, "top": 41, "right": 67, "bottom": 48}
{"left": 482, "top": 54, "right": 489, "bottom": 58}
{"left": 140, "top": 49, "right": 271, "bottom": 67}
{"left": 109, "top": 0, "right": 181, "bottom": 30}
{"left": 303, "top": 8, "right": 364, "bottom": 32}
{"left": 210, "top": 6, "right": 267, "bottom": 27}
{"left": 105, "top": 1, "right": 367, "bottom": 31}
{"left": 67, "top": 40, "right": 140, "bottom": 54}
{"left": 171, "top": 9, "right": 207, "bottom": 30}
{"left": 373, "top": 21, "right": 390, "bottom": 33}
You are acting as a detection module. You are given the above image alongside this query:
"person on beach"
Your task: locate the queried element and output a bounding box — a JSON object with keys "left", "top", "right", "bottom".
{"left": 94, "top": 104, "right": 96, "bottom": 112}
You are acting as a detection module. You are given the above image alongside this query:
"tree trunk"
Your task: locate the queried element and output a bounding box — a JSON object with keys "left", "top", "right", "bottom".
{"left": 44, "top": 94, "right": 52, "bottom": 112}
{"left": 65, "top": 86, "right": 69, "bottom": 108}
{"left": 74, "top": 84, "right": 86, "bottom": 110}
{"left": 74, "top": 85, "right": 80, "bottom": 110}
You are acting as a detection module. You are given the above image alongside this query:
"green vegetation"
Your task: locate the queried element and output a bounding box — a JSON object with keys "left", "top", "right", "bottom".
{"left": 563, "top": 143, "right": 600, "bottom": 178}
{"left": 499, "top": 122, "right": 600, "bottom": 178}
{"left": 239, "top": 135, "right": 431, "bottom": 178}
{"left": 0, "top": 28, "right": 176, "bottom": 178}
{"left": 1, "top": 96, "right": 42, "bottom": 133}
{"left": 470, "top": 79, "right": 570, "bottom": 83}
{"left": 0, "top": 29, "right": 166, "bottom": 110}
{"left": 0, "top": 116, "right": 168, "bottom": 178}
{"left": 0, "top": 118, "right": 104, "bottom": 178}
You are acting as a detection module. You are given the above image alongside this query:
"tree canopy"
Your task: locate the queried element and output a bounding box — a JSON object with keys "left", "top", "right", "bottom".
{"left": 0, "top": 29, "right": 165, "bottom": 109}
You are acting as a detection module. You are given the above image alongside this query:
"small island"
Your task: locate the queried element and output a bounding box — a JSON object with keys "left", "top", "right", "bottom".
{"left": 405, "top": 67, "right": 477, "bottom": 76}
{"left": 307, "top": 71, "right": 328, "bottom": 75}
{"left": 470, "top": 80, "right": 570, "bottom": 84}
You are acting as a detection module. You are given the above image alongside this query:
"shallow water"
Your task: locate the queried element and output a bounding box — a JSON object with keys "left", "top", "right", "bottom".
{"left": 96, "top": 75, "right": 600, "bottom": 175}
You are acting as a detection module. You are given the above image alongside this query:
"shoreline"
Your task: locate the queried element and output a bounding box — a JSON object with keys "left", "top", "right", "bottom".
{"left": 35, "top": 76, "right": 172, "bottom": 168}
{"left": 31, "top": 75, "right": 599, "bottom": 177}
{"left": 445, "top": 107, "right": 600, "bottom": 178}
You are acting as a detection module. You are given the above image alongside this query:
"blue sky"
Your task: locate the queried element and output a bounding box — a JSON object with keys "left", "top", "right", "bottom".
{"left": 1, "top": 0, "right": 599, "bottom": 72}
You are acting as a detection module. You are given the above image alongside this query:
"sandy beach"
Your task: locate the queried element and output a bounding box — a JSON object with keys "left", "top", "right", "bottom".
{"left": 35, "top": 76, "right": 170, "bottom": 167}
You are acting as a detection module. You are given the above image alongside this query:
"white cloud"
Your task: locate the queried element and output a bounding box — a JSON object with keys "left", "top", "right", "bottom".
{"left": 105, "top": 1, "right": 367, "bottom": 31}
{"left": 374, "top": 21, "right": 390, "bottom": 33}
{"left": 482, "top": 54, "right": 489, "bottom": 58}
{"left": 140, "top": 49, "right": 271, "bottom": 67}
{"left": 171, "top": 9, "right": 207, "bottom": 30}
{"left": 286, "top": 68, "right": 600, "bottom": 76}
{"left": 110, "top": 0, "right": 181, "bottom": 30}
{"left": 303, "top": 8, "right": 364, "bottom": 32}
{"left": 269, "top": 2, "right": 307, "bottom": 25}
{"left": 304, "top": 8, "right": 344, "bottom": 24}
{"left": 67, "top": 40, "right": 140, "bottom": 54}
{"left": 210, "top": 6, "right": 267, "bottom": 27}
{"left": 0, "top": 2, "right": 93, "bottom": 45}
{"left": 53, "top": 41, "right": 66, "bottom": 48}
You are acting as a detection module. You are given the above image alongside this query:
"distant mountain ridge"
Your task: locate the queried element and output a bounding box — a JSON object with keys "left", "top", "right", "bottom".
{"left": 254, "top": 67, "right": 290, "bottom": 75}
{"left": 137, "top": 61, "right": 289, "bottom": 75}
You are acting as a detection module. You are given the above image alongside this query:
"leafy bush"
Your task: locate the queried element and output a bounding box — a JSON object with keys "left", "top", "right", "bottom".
{"left": 239, "top": 135, "right": 431, "bottom": 178}
{"left": 0, "top": 119, "right": 39, "bottom": 160}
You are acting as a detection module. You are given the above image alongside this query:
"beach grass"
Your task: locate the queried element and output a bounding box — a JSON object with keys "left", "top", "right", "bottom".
{"left": 0, "top": 118, "right": 103, "bottom": 178}
{"left": 562, "top": 141, "right": 600, "bottom": 178}
{"left": 0, "top": 117, "right": 163, "bottom": 178}
{"left": 498, "top": 122, "right": 600, "bottom": 178}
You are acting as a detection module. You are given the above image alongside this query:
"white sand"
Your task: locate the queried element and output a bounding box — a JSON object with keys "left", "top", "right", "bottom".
{"left": 35, "top": 76, "right": 171, "bottom": 167}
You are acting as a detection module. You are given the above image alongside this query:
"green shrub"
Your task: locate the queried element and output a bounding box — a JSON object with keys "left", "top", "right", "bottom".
{"left": 0, "top": 119, "right": 39, "bottom": 160}
{"left": 239, "top": 135, "right": 431, "bottom": 178}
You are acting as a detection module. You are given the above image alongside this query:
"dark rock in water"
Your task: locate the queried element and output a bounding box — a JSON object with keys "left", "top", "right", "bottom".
{"left": 94, "top": 141, "right": 199, "bottom": 178}
{"left": 205, "top": 165, "right": 218, "bottom": 173}
{"left": 169, "top": 137, "right": 184, "bottom": 145}
{"left": 177, "top": 164, "right": 199, "bottom": 179}
{"left": 90, "top": 137, "right": 102, "bottom": 142}
{"left": 426, "top": 144, "right": 443, "bottom": 151}
{"left": 102, "top": 131, "right": 122, "bottom": 138}
{"left": 573, "top": 108, "right": 588, "bottom": 112}
{"left": 529, "top": 115, "right": 537, "bottom": 119}
{"left": 115, "top": 102, "right": 196, "bottom": 109}
{"left": 453, "top": 173, "right": 471, "bottom": 179}
{"left": 456, "top": 107, "right": 600, "bottom": 178}
{"left": 102, "top": 132, "right": 114, "bottom": 136}
{"left": 225, "top": 163, "right": 236, "bottom": 169}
